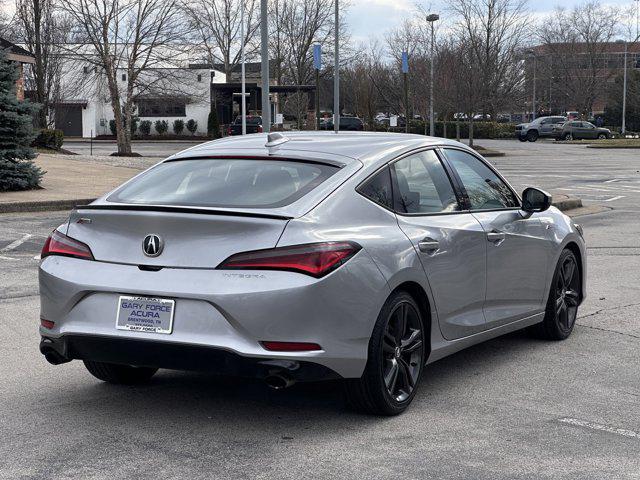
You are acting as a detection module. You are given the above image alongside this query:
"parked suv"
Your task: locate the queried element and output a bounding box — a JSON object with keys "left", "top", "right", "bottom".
{"left": 227, "top": 116, "right": 263, "bottom": 136}
{"left": 321, "top": 116, "right": 364, "bottom": 131}
{"left": 553, "top": 121, "right": 611, "bottom": 141}
{"left": 515, "top": 116, "right": 566, "bottom": 142}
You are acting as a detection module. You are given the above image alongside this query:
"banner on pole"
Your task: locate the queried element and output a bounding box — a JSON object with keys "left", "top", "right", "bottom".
{"left": 313, "top": 44, "right": 322, "bottom": 70}
{"left": 401, "top": 51, "right": 409, "bottom": 73}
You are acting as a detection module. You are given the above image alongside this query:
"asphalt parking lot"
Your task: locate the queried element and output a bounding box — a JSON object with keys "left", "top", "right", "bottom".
{"left": 1, "top": 139, "right": 639, "bottom": 479}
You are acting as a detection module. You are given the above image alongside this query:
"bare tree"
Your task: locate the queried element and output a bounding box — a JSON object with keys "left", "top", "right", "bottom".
{"left": 182, "top": 0, "right": 260, "bottom": 78}
{"left": 60, "top": 0, "right": 186, "bottom": 154}
{"left": 538, "top": 2, "right": 621, "bottom": 115}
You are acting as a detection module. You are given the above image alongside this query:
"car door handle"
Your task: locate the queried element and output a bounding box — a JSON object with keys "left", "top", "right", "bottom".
{"left": 418, "top": 238, "right": 440, "bottom": 253}
{"left": 486, "top": 231, "right": 506, "bottom": 244}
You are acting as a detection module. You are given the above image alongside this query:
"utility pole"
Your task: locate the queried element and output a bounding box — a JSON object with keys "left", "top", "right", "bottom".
{"left": 314, "top": 44, "right": 321, "bottom": 130}
{"left": 333, "top": 0, "right": 339, "bottom": 133}
{"left": 241, "top": 0, "right": 246, "bottom": 135}
{"left": 402, "top": 51, "right": 409, "bottom": 133}
{"left": 426, "top": 13, "right": 439, "bottom": 136}
{"left": 527, "top": 50, "right": 537, "bottom": 120}
{"left": 260, "top": 0, "right": 270, "bottom": 133}
{"left": 622, "top": 40, "right": 628, "bottom": 135}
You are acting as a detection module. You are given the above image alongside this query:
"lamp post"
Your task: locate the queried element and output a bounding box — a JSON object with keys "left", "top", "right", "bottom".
{"left": 526, "top": 49, "right": 537, "bottom": 121}
{"left": 260, "top": 0, "right": 270, "bottom": 133}
{"left": 240, "top": 0, "right": 246, "bottom": 135}
{"left": 426, "top": 13, "right": 439, "bottom": 137}
{"left": 616, "top": 39, "right": 628, "bottom": 135}
{"left": 333, "top": 0, "right": 339, "bottom": 133}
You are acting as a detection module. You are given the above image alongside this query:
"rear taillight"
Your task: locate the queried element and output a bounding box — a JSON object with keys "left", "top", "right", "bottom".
{"left": 218, "top": 241, "right": 361, "bottom": 278}
{"left": 258, "top": 125, "right": 263, "bottom": 133}
{"left": 227, "top": 126, "right": 232, "bottom": 135}
{"left": 41, "top": 230, "right": 94, "bottom": 260}
{"left": 261, "top": 341, "right": 322, "bottom": 352}
{"left": 40, "top": 317, "right": 55, "bottom": 329}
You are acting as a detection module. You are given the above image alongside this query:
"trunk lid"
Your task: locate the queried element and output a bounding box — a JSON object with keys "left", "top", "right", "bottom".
{"left": 66, "top": 206, "right": 289, "bottom": 268}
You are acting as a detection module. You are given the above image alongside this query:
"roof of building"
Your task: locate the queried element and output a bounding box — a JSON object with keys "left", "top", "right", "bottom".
{"left": 0, "top": 37, "right": 36, "bottom": 64}
{"left": 170, "top": 131, "right": 463, "bottom": 167}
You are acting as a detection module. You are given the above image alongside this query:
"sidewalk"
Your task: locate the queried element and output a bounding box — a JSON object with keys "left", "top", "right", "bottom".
{"left": 1, "top": 153, "right": 587, "bottom": 215}
{"left": 0, "top": 154, "right": 143, "bottom": 213}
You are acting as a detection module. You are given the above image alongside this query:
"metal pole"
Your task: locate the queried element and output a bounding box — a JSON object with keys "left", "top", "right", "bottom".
{"left": 429, "top": 20, "right": 435, "bottom": 136}
{"left": 333, "top": 0, "right": 339, "bottom": 133}
{"left": 316, "top": 68, "right": 320, "bottom": 130}
{"left": 532, "top": 54, "right": 536, "bottom": 120}
{"left": 404, "top": 72, "right": 409, "bottom": 133}
{"left": 260, "top": 0, "right": 270, "bottom": 133}
{"left": 622, "top": 41, "right": 628, "bottom": 135}
{"left": 241, "top": 0, "right": 246, "bottom": 135}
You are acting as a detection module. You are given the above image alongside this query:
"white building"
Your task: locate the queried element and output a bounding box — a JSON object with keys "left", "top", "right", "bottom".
{"left": 49, "top": 46, "right": 226, "bottom": 138}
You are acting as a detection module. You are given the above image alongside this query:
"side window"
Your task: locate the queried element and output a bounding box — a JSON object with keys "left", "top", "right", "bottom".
{"left": 444, "top": 149, "right": 519, "bottom": 210}
{"left": 391, "top": 150, "right": 459, "bottom": 214}
{"left": 358, "top": 166, "right": 393, "bottom": 210}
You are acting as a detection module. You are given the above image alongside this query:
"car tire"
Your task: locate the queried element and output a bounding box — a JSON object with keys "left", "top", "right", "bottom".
{"left": 84, "top": 360, "right": 158, "bottom": 384}
{"left": 529, "top": 249, "right": 581, "bottom": 341}
{"left": 564, "top": 133, "right": 573, "bottom": 141}
{"left": 527, "top": 130, "right": 539, "bottom": 142}
{"left": 598, "top": 133, "right": 607, "bottom": 140}
{"left": 344, "top": 291, "right": 426, "bottom": 416}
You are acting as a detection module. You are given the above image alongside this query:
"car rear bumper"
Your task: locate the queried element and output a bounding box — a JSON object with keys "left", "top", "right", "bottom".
{"left": 38, "top": 253, "right": 388, "bottom": 379}
{"left": 40, "top": 334, "right": 340, "bottom": 382}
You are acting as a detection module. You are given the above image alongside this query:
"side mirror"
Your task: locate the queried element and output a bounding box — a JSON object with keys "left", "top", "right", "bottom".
{"left": 522, "top": 187, "right": 552, "bottom": 213}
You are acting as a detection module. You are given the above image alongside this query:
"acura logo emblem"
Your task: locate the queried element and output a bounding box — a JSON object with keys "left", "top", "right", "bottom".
{"left": 143, "top": 234, "right": 163, "bottom": 257}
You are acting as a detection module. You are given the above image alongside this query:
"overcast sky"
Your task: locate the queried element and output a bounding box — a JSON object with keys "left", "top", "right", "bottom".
{"left": 346, "top": 0, "right": 638, "bottom": 47}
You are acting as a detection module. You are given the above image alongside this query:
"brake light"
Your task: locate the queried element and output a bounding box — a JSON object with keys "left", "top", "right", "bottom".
{"left": 261, "top": 341, "right": 321, "bottom": 352}
{"left": 40, "top": 317, "right": 55, "bottom": 329}
{"left": 41, "top": 230, "right": 94, "bottom": 260}
{"left": 227, "top": 126, "right": 232, "bottom": 135}
{"left": 218, "top": 241, "right": 361, "bottom": 278}
{"left": 258, "top": 125, "right": 263, "bottom": 133}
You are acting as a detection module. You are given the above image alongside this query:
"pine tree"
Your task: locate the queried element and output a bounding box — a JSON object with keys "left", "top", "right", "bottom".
{"left": 208, "top": 109, "right": 221, "bottom": 138}
{"left": 0, "top": 48, "right": 43, "bottom": 191}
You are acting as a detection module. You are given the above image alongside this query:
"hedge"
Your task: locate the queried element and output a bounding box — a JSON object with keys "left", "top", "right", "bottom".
{"left": 32, "top": 129, "right": 64, "bottom": 150}
{"left": 371, "top": 121, "right": 516, "bottom": 139}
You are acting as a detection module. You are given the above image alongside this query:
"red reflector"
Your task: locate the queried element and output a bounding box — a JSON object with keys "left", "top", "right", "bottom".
{"left": 218, "top": 241, "right": 361, "bottom": 278}
{"left": 41, "top": 230, "right": 94, "bottom": 260}
{"left": 40, "top": 318, "right": 55, "bottom": 329}
{"left": 261, "top": 341, "right": 322, "bottom": 352}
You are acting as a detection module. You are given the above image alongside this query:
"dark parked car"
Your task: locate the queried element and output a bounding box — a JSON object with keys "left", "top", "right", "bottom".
{"left": 227, "top": 116, "right": 263, "bottom": 136}
{"left": 321, "top": 116, "right": 364, "bottom": 131}
{"left": 553, "top": 121, "right": 611, "bottom": 141}
{"left": 515, "top": 116, "right": 567, "bottom": 142}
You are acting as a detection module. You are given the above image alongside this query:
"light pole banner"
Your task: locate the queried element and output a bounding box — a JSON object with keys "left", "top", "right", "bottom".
{"left": 314, "top": 44, "right": 322, "bottom": 70}
{"left": 401, "top": 51, "right": 409, "bottom": 73}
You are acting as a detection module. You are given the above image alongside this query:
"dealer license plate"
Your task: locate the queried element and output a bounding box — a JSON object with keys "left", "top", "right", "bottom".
{"left": 116, "top": 296, "right": 175, "bottom": 334}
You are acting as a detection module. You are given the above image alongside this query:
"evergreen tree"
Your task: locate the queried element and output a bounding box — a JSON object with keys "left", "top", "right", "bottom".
{"left": 0, "top": 48, "right": 43, "bottom": 191}
{"left": 207, "top": 109, "right": 221, "bottom": 138}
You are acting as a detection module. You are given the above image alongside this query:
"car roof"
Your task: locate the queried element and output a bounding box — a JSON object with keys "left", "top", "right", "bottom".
{"left": 168, "top": 131, "right": 467, "bottom": 167}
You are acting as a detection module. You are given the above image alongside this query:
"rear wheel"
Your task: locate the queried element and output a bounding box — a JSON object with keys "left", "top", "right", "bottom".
{"left": 530, "top": 249, "right": 581, "bottom": 340}
{"left": 84, "top": 360, "right": 158, "bottom": 384}
{"left": 527, "top": 130, "right": 539, "bottom": 142}
{"left": 345, "top": 291, "right": 426, "bottom": 415}
{"left": 564, "top": 133, "right": 573, "bottom": 141}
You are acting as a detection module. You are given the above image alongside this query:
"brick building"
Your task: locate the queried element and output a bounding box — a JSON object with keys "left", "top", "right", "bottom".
{"left": 1, "top": 37, "right": 36, "bottom": 101}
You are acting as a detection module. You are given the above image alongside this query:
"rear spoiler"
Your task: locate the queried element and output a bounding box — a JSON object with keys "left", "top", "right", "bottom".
{"left": 73, "top": 204, "right": 294, "bottom": 221}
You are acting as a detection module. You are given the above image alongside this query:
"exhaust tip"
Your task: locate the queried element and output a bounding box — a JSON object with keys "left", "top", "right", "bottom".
{"left": 42, "top": 348, "right": 70, "bottom": 365}
{"left": 265, "top": 374, "right": 295, "bottom": 390}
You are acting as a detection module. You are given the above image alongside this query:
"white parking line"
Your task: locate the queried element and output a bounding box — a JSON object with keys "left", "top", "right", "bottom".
{"left": 604, "top": 179, "right": 621, "bottom": 183}
{"left": 559, "top": 417, "right": 640, "bottom": 439}
{"left": 0, "top": 234, "right": 32, "bottom": 253}
{"left": 0, "top": 255, "right": 20, "bottom": 261}
{"left": 605, "top": 195, "right": 625, "bottom": 202}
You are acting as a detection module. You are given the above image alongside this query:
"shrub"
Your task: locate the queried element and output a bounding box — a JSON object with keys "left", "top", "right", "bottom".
{"left": 109, "top": 119, "right": 117, "bottom": 136}
{"left": 186, "top": 119, "right": 198, "bottom": 135}
{"left": 207, "top": 110, "right": 220, "bottom": 138}
{"left": 0, "top": 49, "right": 43, "bottom": 191}
{"left": 173, "top": 119, "right": 185, "bottom": 135}
{"left": 139, "top": 120, "right": 152, "bottom": 136}
{"left": 129, "top": 116, "right": 139, "bottom": 136}
{"left": 154, "top": 120, "right": 168, "bottom": 135}
{"left": 33, "top": 129, "right": 64, "bottom": 150}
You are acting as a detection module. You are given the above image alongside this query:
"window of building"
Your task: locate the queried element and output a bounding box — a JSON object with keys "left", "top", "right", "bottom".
{"left": 121, "top": 73, "right": 126, "bottom": 81}
{"left": 197, "top": 74, "right": 202, "bottom": 82}
{"left": 137, "top": 98, "right": 187, "bottom": 117}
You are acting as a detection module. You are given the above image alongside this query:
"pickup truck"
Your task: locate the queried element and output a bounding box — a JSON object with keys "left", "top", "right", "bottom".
{"left": 227, "top": 116, "right": 263, "bottom": 135}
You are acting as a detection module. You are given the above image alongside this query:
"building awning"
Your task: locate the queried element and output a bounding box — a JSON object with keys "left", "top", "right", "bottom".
{"left": 55, "top": 100, "right": 89, "bottom": 108}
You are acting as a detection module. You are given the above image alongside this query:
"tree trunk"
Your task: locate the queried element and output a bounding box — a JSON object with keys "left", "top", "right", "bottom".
{"left": 468, "top": 117, "right": 474, "bottom": 148}
{"left": 456, "top": 119, "right": 460, "bottom": 142}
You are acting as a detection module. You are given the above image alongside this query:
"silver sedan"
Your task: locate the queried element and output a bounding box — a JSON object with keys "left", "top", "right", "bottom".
{"left": 38, "top": 132, "right": 586, "bottom": 415}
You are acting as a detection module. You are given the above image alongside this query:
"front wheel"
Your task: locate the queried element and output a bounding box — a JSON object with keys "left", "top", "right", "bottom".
{"left": 564, "top": 133, "right": 573, "bottom": 141}
{"left": 527, "top": 130, "right": 539, "bottom": 142}
{"left": 530, "top": 249, "right": 581, "bottom": 340}
{"left": 598, "top": 133, "right": 608, "bottom": 140}
{"left": 84, "top": 360, "right": 158, "bottom": 384}
{"left": 344, "top": 291, "right": 426, "bottom": 415}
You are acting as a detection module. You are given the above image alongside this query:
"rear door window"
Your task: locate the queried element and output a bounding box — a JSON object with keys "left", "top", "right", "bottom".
{"left": 108, "top": 159, "right": 338, "bottom": 208}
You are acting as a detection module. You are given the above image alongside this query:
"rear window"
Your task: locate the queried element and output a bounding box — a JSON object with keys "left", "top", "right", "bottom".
{"left": 108, "top": 159, "right": 338, "bottom": 208}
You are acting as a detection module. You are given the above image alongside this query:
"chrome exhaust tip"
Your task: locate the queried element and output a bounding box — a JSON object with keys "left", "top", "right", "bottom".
{"left": 264, "top": 374, "right": 295, "bottom": 390}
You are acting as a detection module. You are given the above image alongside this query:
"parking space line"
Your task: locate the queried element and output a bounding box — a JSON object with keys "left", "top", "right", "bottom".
{"left": 605, "top": 196, "right": 625, "bottom": 202}
{"left": 558, "top": 417, "right": 639, "bottom": 440}
{"left": 0, "top": 234, "right": 32, "bottom": 253}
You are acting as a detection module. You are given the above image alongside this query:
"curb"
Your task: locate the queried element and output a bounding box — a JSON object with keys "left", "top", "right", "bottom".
{"left": 552, "top": 196, "right": 582, "bottom": 211}
{"left": 0, "top": 198, "right": 97, "bottom": 214}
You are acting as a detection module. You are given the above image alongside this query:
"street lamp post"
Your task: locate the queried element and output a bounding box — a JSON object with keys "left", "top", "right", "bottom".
{"left": 260, "top": 0, "right": 270, "bottom": 133}
{"left": 527, "top": 50, "right": 537, "bottom": 121}
{"left": 617, "top": 39, "right": 628, "bottom": 135}
{"left": 333, "top": 0, "right": 339, "bottom": 133}
{"left": 426, "top": 13, "right": 439, "bottom": 137}
{"left": 240, "top": 0, "right": 246, "bottom": 135}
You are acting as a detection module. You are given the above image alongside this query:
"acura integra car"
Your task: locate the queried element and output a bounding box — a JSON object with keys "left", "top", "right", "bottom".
{"left": 39, "top": 132, "right": 586, "bottom": 415}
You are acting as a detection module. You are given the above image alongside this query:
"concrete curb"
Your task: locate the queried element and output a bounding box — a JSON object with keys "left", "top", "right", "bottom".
{"left": 0, "top": 195, "right": 584, "bottom": 214}
{"left": 0, "top": 198, "right": 97, "bottom": 214}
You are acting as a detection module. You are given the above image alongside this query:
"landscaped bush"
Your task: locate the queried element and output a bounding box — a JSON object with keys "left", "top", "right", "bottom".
{"left": 154, "top": 120, "right": 168, "bottom": 135}
{"left": 208, "top": 110, "right": 220, "bottom": 138}
{"left": 139, "top": 120, "right": 152, "bottom": 136}
{"left": 372, "top": 120, "right": 516, "bottom": 139}
{"left": 33, "top": 129, "right": 64, "bottom": 150}
{"left": 186, "top": 119, "right": 198, "bottom": 135}
{"left": 173, "top": 119, "right": 185, "bottom": 135}
{"left": 109, "top": 119, "right": 117, "bottom": 136}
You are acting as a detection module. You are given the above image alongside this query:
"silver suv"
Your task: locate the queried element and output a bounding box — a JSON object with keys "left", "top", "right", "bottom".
{"left": 515, "top": 116, "right": 567, "bottom": 142}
